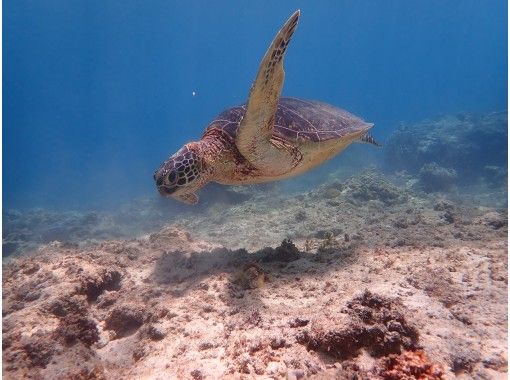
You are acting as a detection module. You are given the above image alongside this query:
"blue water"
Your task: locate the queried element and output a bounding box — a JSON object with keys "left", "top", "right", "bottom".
{"left": 4, "top": 1, "right": 507, "bottom": 210}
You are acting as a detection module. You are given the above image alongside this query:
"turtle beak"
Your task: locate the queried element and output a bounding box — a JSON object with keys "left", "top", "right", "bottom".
{"left": 157, "top": 185, "right": 177, "bottom": 197}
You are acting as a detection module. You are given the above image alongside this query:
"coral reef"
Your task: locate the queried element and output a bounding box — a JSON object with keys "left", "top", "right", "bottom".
{"left": 384, "top": 112, "right": 507, "bottom": 203}
{"left": 2, "top": 173, "right": 507, "bottom": 379}
{"left": 342, "top": 171, "right": 408, "bottom": 206}
{"left": 384, "top": 112, "right": 507, "bottom": 179}
{"left": 2, "top": 184, "right": 259, "bottom": 257}
{"left": 418, "top": 163, "right": 458, "bottom": 193}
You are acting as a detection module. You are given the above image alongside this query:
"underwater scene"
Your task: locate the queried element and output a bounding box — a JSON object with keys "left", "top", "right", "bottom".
{"left": 2, "top": 1, "right": 508, "bottom": 379}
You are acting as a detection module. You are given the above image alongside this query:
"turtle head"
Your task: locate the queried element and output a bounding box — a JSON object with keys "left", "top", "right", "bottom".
{"left": 154, "top": 145, "right": 204, "bottom": 205}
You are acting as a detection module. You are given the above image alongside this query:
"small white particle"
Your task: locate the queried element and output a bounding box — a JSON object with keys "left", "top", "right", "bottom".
{"left": 192, "top": 91, "right": 197, "bottom": 96}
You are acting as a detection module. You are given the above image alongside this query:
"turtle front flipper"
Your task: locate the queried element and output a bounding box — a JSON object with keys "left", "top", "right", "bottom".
{"left": 175, "top": 193, "right": 199, "bottom": 205}
{"left": 236, "top": 10, "right": 301, "bottom": 175}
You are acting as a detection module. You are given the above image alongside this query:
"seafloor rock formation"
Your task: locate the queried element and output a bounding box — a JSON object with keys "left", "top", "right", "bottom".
{"left": 2, "top": 170, "right": 508, "bottom": 379}
{"left": 384, "top": 111, "right": 507, "bottom": 191}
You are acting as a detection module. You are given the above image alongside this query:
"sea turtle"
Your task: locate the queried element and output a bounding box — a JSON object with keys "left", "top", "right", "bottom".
{"left": 154, "top": 10, "right": 378, "bottom": 204}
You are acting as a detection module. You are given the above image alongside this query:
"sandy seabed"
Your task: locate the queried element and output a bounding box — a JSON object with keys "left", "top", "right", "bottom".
{"left": 2, "top": 171, "right": 508, "bottom": 379}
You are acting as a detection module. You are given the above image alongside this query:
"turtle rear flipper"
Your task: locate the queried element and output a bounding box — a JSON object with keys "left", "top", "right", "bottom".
{"left": 356, "top": 132, "right": 381, "bottom": 147}
{"left": 236, "top": 10, "right": 301, "bottom": 175}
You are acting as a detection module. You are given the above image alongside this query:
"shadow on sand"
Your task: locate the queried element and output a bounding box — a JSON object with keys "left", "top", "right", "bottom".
{"left": 149, "top": 238, "right": 360, "bottom": 313}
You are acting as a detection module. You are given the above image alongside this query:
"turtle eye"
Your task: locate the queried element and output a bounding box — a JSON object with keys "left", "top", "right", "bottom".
{"left": 167, "top": 171, "right": 177, "bottom": 184}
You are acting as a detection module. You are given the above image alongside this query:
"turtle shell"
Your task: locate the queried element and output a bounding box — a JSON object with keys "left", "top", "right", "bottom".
{"left": 203, "top": 97, "right": 372, "bottom": 143}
